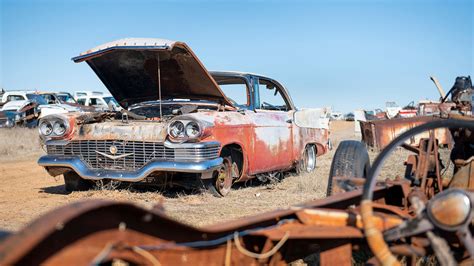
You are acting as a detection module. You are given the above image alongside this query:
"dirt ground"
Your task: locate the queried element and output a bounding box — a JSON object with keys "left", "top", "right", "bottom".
{"left": 0, "top": 121, "right": 413, "bottom": 232}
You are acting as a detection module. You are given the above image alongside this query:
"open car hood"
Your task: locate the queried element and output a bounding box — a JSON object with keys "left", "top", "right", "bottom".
{"left": 72, "top": 38, "right": 233, "bottom": 108}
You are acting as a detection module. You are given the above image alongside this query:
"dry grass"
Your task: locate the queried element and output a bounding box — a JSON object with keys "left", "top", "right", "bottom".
{"left": 0, "top": 128, "right": 44, "bottom": 161}
{"left": 62, "top": 170, "right": 333, "bottom": 228}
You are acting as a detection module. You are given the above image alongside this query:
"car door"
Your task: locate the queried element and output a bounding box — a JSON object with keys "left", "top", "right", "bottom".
{"left": 247, "top": 78, "right": 294, "bottom": 174}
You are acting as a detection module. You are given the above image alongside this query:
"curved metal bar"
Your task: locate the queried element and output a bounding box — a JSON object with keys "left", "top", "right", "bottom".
{"left": 363, "top": 119, "right": 474, "bottom": 201}
{"left": 38, "top": 155, "right": 223, "bottom": 182}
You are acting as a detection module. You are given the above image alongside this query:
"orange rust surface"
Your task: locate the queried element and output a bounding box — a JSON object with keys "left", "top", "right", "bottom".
{"left": 295, "top": 208, "right": 403, "bottom": 231}
{"left": 360, "top": 116, "right": 452, "bottom": 151}
{"left": 59, "top": 109, "right": 328, "bottom": 180}
{"left": 320, "top": 243, "right": 352, "bottom": 266}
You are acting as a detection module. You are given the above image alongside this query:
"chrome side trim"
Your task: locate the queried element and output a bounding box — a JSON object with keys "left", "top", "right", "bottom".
{"left": 38, "top": 155, "right": 223, "bottom": 182}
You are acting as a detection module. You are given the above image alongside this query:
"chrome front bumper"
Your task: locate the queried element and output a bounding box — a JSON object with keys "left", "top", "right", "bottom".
{"left": 38, "top": 155, "right": 223, "bottom": 182}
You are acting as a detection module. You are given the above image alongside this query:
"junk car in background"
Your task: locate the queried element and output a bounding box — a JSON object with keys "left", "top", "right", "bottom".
{"left": 37, "top": 38, "right": 330, "bottom": 196}
{"left": 39, "top": 91, "right": 97, "bottom": 112}
{"left": 0, "top": 91, "right": 81, "bottom": 119}
{"left": 75, "top": 92, "right": 122, "bottom": 111}
{"left": 0, "top": 100, "right": 39, "bottom": 128}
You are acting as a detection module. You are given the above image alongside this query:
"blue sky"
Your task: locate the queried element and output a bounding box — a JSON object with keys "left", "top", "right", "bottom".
{"left": 1, "top": 0, "right": 472, "bottom": 112}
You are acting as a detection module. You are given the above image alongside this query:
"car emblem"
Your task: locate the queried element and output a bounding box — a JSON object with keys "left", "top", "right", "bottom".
{"left": 96, "top": 150, "right": 134, "bottom": 160}
{"left": 109, "top": 145, "right": 118, "bottom": 155}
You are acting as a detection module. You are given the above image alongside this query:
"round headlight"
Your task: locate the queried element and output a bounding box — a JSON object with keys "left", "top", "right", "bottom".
{"left": 52, "top": 121, "right": 67, "bottom": 136}
{"left": 428, "top": 190, "right": 471, "bottom": 230}
{"left": 39, "top": 121, "right": 53, "bottom": 136}
{"left": 169, "top": 121, "right": 185, "bottom": 138}
{"left": 185, "top": 121, "right": 201, "bottom": 138}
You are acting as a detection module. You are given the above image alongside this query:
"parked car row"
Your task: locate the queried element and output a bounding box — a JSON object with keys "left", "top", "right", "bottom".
{"left": 0, "top": 90, "right": 121, "bottom": 128}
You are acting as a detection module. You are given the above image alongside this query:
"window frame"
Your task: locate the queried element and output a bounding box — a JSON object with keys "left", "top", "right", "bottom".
{"left": 255, "top": 77, "right": 292, "bottom": 112}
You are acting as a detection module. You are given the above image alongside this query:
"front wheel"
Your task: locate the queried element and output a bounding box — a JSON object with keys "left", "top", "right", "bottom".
{"left": 204, "top": 157, "right": 233, "bottom": 197}
{"left": 63, "top": 171, "right": 92, "bottom": 192}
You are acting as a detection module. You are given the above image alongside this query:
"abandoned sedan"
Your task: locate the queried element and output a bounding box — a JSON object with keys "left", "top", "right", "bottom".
{"left": 37, "top": 38, "right": 329, "bottom": 196}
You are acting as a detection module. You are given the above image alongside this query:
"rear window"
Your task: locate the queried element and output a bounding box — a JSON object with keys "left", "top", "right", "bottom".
{"left": 6, "top": 95, "right": 26, "bottom": 101}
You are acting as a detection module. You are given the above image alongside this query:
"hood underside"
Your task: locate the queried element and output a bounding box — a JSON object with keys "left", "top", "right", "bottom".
{"left": 72, "top": 38, "right": 233, "bottom": 108}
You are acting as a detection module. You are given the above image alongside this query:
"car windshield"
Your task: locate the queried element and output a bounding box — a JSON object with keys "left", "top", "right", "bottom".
{"left": 26, "top": 94, "right": 47, "bottom": 105}
{"left": 212, "top": 76, "right": 249, "bottom": 109}
{"left": 57, "top": 94, "right": 77, "bottom": 103}
{"left": 103, "top": 97, "right": 119, "bottom": 107}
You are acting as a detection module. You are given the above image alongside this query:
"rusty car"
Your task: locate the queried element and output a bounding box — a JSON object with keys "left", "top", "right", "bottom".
{"left": 0, "top": 100, "right": 39, "bottom": 128}
{"left": 2, "top": 113, "right": 473, "bottom": 265}
{"left": 36, "top": 38, "right": 330, "bottom": 196}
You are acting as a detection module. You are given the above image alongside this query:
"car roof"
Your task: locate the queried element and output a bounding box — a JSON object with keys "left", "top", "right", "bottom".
{"left": 210, "top": 71, "right": 273, "bottom": 80}
{"left": 210, "top": 71, "right": 295, "bottom": 110}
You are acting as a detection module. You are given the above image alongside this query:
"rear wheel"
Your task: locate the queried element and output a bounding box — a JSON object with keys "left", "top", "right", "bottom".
{"left": 204, "top": 157, "right": 233, "bottom": 197}
{"left": 326, "top": 140, "right": 370, "bottom": 196}
{"left": 299, "top": 144, "right": 317, "bottom": 173}
{"left": 63, "top": 171, "right": 92, "bottom": 192}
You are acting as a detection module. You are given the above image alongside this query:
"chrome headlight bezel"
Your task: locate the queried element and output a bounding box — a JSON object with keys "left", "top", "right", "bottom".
{"left": 167, "top": 119, "right": 206, "bottom": 142}
{"left": 38, "top": 116, "right": 70, "bottom": 139}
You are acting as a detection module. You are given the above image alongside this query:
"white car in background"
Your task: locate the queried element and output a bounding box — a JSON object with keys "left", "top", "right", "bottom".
{"left": 385, "top": 101, "right": 402, "bottom": 119}
{"left": 1, "top": 91, "right": 79, "bottom": 118}
{"left": 73, "top": 91, "right": 103, "bottom": 99}
{"left": 76, "top": 94, "right": 122, "bottom": 111}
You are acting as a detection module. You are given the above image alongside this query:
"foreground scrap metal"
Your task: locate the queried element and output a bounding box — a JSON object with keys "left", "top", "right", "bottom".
{"left": 36, "top": 38, "right": 329, "bottom": 196}
{"left": 359, "top": 75, "right": 472, "bottom": 152}
{"left": 330, "top": 75, "right": 473, "bottom": 196}
{"left": 1, "top": 117, "right": 474, "bottom": 265}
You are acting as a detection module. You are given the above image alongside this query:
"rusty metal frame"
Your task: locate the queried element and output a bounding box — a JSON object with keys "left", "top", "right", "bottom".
{"left": 360, "top": 116, "right": 453, "bottom": 151}
{"left": 0, "top": 183, "right": 409, "bottom": 265}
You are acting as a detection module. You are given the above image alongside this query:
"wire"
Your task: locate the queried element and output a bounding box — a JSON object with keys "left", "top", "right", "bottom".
{"left": 90, "top": 242, "right": 115, "bottom": 265}
{"left": 233, "top": 231, "right": 290, "bottom": 259}
{"left": 225, "top": 239, "right": 232, "bottom": 266}
{"left": 157, "top": 54, "right": 162, "bottom": 120}
{"left": 136, "top": 219, "right": 294, "bottom": 251}
{"left": 132, "top": 246, "right": 162, "bottom": 266}
{"left": 90, "top": 219, "right": 295, "bottom": 264}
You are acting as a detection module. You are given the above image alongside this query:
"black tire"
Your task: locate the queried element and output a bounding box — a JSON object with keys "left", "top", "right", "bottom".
{"left": 63, "top": 171, "right": 92, "bottom": 192}
{"left": 204, "top": 157, "right": 233, "bottom": 197}
{"left": 327, "top": 140, "right": 370, "bottom": 196}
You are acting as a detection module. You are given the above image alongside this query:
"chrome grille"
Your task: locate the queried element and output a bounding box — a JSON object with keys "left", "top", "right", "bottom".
{"left": 46, "top": 140, "right": 220, "bottom": 171}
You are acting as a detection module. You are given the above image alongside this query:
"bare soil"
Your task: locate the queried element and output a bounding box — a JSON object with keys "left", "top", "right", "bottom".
{"left": 0, "top": 121, "right": 421, "bottom": 232}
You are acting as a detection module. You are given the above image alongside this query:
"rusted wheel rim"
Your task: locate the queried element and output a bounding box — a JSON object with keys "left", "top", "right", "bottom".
{"left": 215, "top": 158, "right": 233, "bottom": 196}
